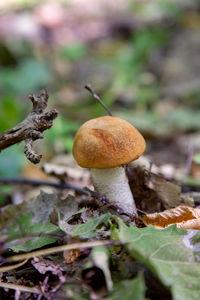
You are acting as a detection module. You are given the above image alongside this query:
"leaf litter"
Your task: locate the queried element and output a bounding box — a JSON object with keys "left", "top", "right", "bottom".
{"left": 1, "top": 157, "right": 200, "bottom": 300}
{"left": 1, "top": 0, "right": 200, "bottom": 298}
{"left": 1, "top": 145, "right": 200, "bottom": 300}
{"left": 114, "top": 216, "right": 200, "bottom": 300}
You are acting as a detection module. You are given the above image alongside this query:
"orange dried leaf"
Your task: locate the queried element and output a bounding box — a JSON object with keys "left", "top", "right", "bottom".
{"left": 143, "top": 205, "right": 200, "bottom": 228}
{"left": 177, "top": 218, "right": 200, "bottom": 230}
{"left": 64, "top": 249, "right": 81, "bottom": 264}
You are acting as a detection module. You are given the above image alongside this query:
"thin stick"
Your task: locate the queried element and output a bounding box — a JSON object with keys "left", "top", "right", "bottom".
{"left": 0, "top": 281, "right": 41, "bottom": 295}
{"left": 0, "top": 259, "right": 28, "bottom": 273}
{"left": 0, "top": 177, "right": 91, "bottom": 195}
{"left": 85, "top": 84, "right": 112, "bottom": 116}
{"left": 0, "top": 178, "right": 136, "bottom": 218}
{"left": 4, "top": 240, "right": 117, "bottom": 263}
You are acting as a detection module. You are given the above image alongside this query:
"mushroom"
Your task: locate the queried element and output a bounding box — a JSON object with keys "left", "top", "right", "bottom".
{"left": 72, "top": 116, "right": 146, "bottom": 216}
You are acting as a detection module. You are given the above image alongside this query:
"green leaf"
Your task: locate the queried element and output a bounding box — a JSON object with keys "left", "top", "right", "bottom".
{"left": 66, "top": 208, "right": 86, "bottom": 223}
{"left": 193, "top": 153, "right": 200, "bottom": 164}
{"left": 7, "top": 214, "right": 61, "bottom": 252}
{"left": 72, "top": 213, "right": 111, "bottom": 238}
{"left": 107, "top": 273, "right": 146, "bottom": 300}
{"left": 182, "top": 176, "right": 200, "bottom": 187}
{"left": 114, "top": 217, "right": 200, "bottom": 300}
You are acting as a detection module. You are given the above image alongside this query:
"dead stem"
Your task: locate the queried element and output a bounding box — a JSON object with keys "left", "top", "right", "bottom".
{"left": 85, "top": 84, "right": 112, "bottom": 116}
{"left": 0, "top": 281, "right": 41, "bottom": 295}
{"left": 0, "top": 89, "right": 58, "bottom": 164}
{"left": 2, "top": 240, "right": 118, "bottom": 264}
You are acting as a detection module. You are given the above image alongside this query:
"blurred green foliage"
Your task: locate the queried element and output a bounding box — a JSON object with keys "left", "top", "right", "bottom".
{"left": 45, "top": 116, "right": 80, "bottom": 153}
{"left": 131, "top": 0, "right": 182, "bottom": 19}
{"left": 0, "top": 145, "right": 26, "bottom": 177}
{"left": 0, "top": 96, "right": 24, "bottom": 132}
{"left": 0, "top": 0, "right": 200, "bottom": 178}
{"left": 193, "top": 153, "right": 200, "bottom": 164}
{"left": 72, "top": 213, "right": 111, "bottom": 238}
{"left": 1, "top": 58, "right": 53, "bottom": 94}
{"left": 60, "top": 42, "right": 88, "bottom": 61}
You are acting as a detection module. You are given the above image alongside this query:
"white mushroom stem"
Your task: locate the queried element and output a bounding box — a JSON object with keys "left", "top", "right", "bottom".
{"left": 91, "top": 167, "right": 137, "bottom": 216}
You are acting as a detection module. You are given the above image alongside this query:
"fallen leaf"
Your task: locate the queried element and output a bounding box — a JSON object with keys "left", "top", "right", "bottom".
{"left": 57, "top": 194, "right": 79, "bottom": 235}
{"left": 177, "top": 219, "right": 200, "bottom": 230}
{"left": 27, "top": 190, "right": 57, "bottom": 224}
{"left": 63, "top": 238, "right": 82, "bottom": 264}
{"left": 148, "top": 173, "right": 194, "bottom": 208}
{"left": 32, "top": 257, "right": 66, "bottom": 283}
{"left": 143, "top": 206, "right": 200, "bottom": 228}
{"left": 64, "top": 248, "right": 81, "bottom": 264}
{"left": 128, "top": 166, "right": 161, "bottom": 212}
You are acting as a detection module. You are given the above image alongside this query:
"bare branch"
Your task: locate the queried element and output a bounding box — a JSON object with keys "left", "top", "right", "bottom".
{"left": 0, "top": 177, "right": 136, "bottom": 219}
{"left": 0, "top": 89, "right": 58, "bottom": 164}
{"left": 0, "top": 177, "right": 91, "bottom": 195}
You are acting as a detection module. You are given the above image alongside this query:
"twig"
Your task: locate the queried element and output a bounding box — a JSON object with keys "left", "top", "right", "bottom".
{"left": 0, "top": 177, "right": 91, "bottom": 195}
{"left": 0, "top": 281, "right": 41, "bottom": 295}
{"left": 85, "top": 84, "right": 112, "bottom": 116}
{"left": 2, "top": 240, "right": 118, "bottom": 264}
{"left": 0, "top": 89, "right": 58, "bottom": 164}
{"left": 0, "top": 177, "right": 137, "bottom": 219}
{"left": 0, "top": 259, "right": 28, "bottom": 273}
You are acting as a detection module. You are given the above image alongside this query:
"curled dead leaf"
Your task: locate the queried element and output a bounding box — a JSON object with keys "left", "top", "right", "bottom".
{"left": 177, "top": 219, "right": 200, "bottom": 230}
{"left": 64, "top": 249, "right": 81, "bottom": 264}
{"left": 143, "top": 205, "right": 200, "bottom": 229}
{"left": 63, "top": 238, "right": 82, "bottom": 264}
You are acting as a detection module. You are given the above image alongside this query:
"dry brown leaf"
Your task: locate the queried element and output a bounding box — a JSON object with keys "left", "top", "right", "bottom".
{"left": 63, "top": 238, "right": 82, "bottom": 264}
{"left": 32, "top": 257, "right": 66, "bottom": 283}
{"left": 177, "top": 219, "right": 200, "bottom": 230}
{"left": 64, "top": 249, "right": 81, "bottom": 264}
{"left": 143, "top": 205, "right": 200, "bottom": 228}
{"left": 148, "top": 174, "right": 194, "bottom": 209}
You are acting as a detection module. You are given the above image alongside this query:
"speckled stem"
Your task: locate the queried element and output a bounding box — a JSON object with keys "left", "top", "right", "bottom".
{"left": 91, "top": 167, "right": 137, "bottom": 216}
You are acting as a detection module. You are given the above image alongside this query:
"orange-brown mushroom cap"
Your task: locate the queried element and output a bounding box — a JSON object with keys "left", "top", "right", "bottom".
{"left": 72, "top": 116, "right": 146, "bottom": 169}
